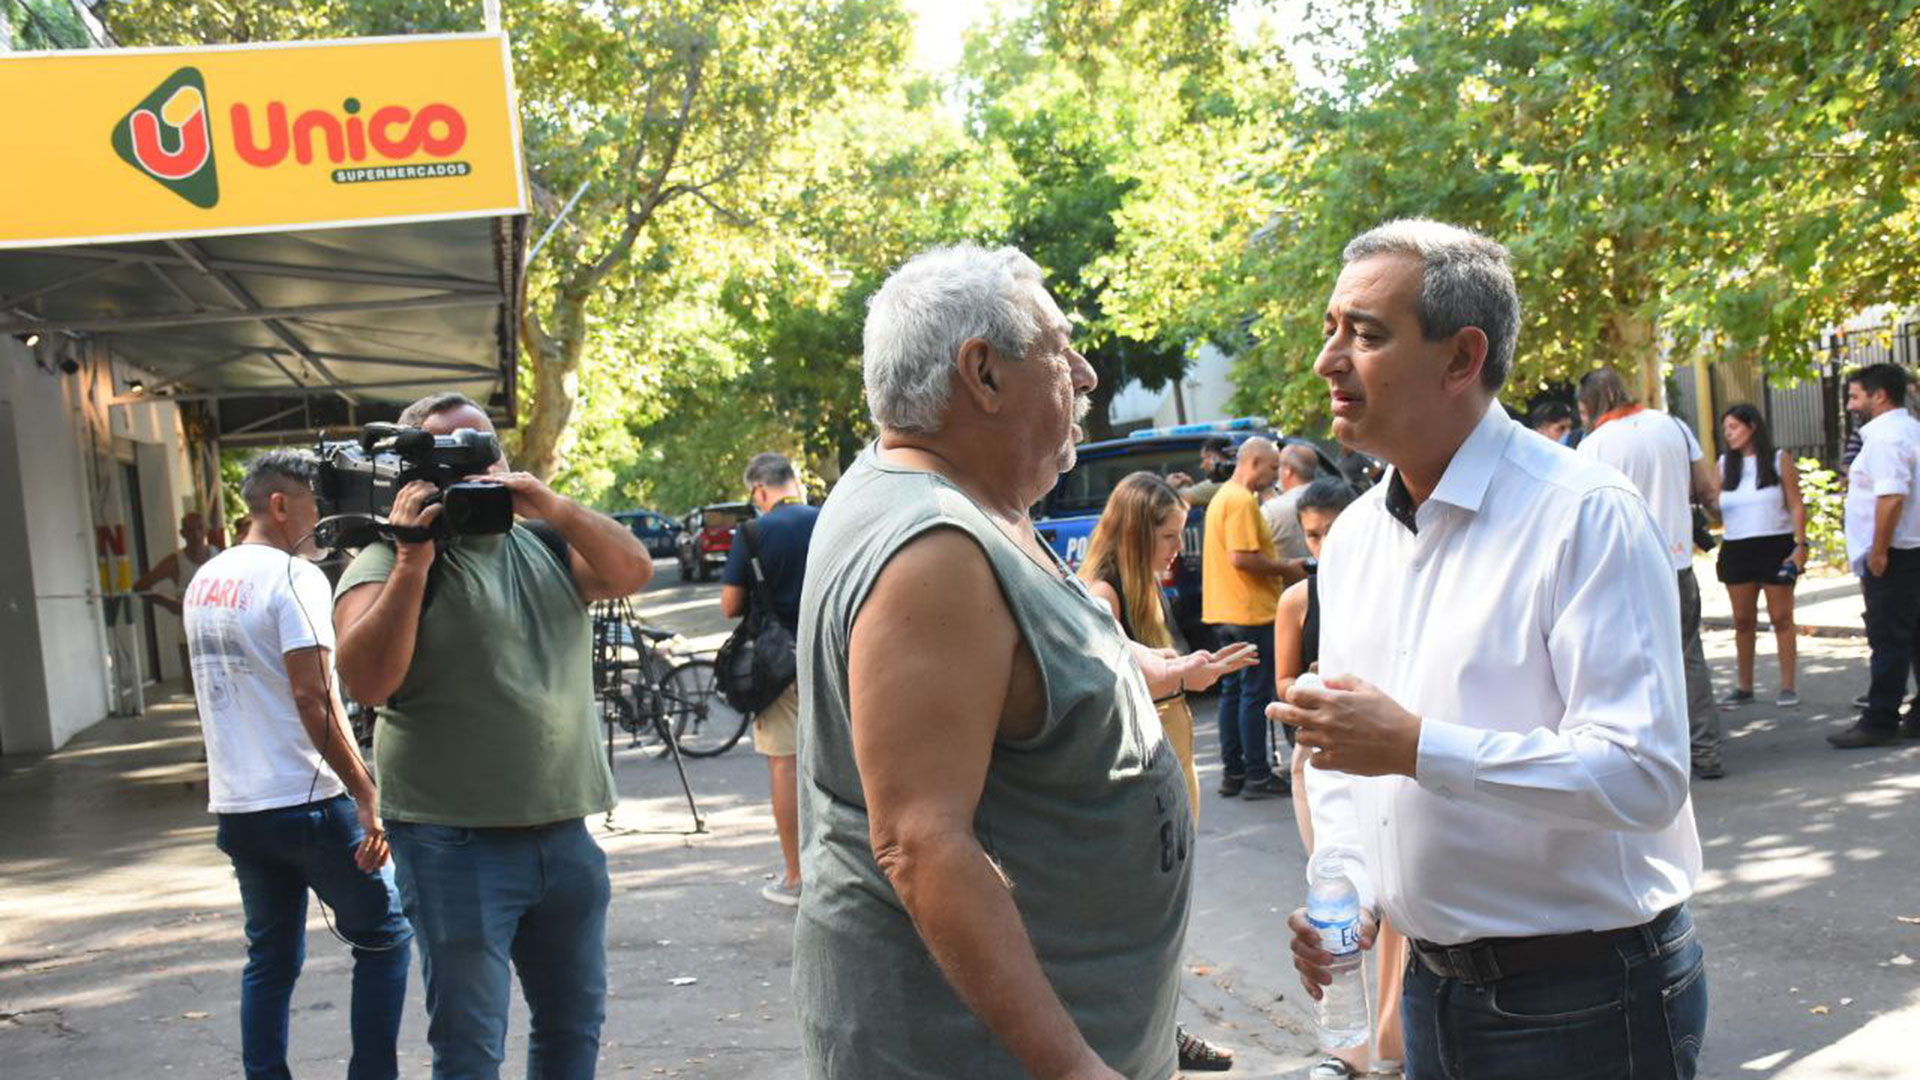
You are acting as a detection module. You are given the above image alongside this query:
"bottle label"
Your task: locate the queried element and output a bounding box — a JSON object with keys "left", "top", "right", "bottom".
{"left": 1308, "top": 912, "right": 1362, "bottom": 956}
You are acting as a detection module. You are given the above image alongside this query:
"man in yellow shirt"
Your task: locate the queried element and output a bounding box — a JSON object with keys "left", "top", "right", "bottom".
{"left": 1203, "top": 437, "right": 1302, "bottom": 799}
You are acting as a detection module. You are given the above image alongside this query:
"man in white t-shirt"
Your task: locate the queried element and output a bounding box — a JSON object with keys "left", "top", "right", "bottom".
{"left": 1576, "top": 368, "right": 1726, "bottom": 779}
{"left": 1830, "top": 363, "right": 1920, "bottom": 748}
{"left": 184, "top": 451, "right": 411, "bottom": 1080}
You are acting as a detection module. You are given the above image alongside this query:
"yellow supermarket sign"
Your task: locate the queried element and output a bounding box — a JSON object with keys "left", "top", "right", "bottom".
{"left": 1, "top": 33, "right": 526, "bottom": 248}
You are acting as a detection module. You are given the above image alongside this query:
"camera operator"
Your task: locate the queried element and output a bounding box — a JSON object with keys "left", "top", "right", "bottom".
{"left": 332, "top": 392, "right": 652, "bottom": 1078}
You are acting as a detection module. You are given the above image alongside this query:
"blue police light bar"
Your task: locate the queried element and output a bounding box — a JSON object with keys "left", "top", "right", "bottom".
{"left": 1126, "top": 417, "right": 1269, "bottom": 439}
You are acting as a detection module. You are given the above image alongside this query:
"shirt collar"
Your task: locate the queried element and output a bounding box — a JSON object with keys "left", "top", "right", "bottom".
{"left": 1380, "top": 404, "right": 1514, "bottom": 534}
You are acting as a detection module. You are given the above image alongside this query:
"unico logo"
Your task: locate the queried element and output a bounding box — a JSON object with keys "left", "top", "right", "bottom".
{"left": 112, "top": 67, "right": 219, "bottom": 209}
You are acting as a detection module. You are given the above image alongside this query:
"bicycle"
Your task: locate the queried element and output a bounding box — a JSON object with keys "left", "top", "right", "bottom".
{"left": 591, "top": 600, "right": 750, "bottom": 758}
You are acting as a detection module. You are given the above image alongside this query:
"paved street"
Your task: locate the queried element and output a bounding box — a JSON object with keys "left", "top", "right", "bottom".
{"left": 2, "top": 563, "right": 1917, "bottom": 1078}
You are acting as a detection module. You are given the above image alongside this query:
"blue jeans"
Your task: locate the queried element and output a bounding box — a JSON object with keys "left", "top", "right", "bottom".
{"left": 1402, "top": 905, "right": 1708, "bottom": 1080}
{"left": 215, "top": 795, "right": 412, "bottom": 1080}
{"left": 388, "top": 818, "right": 611, "bottom": 1080}
{"left": 1212, "top": 622, "right": 1277, "bottom": 783}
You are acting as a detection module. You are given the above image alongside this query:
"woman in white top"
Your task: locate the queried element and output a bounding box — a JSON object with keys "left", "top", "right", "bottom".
{"left": 1716, "top": 404, "right": 1809, "bottom": 708}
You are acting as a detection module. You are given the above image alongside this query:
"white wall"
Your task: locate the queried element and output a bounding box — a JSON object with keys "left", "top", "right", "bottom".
{"left": 0, "top": 340, "right": 191, "bottom": 753}
{"left": 1150, "top": 343, "right": 1241, "bottom": 429}
{"left": 0, "top": 339, "right": 111, "bottom": 751}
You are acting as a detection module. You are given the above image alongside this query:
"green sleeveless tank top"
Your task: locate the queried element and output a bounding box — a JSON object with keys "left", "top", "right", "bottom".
{"left": 793, "top": 446, "right": 1193, "bottom": 1078}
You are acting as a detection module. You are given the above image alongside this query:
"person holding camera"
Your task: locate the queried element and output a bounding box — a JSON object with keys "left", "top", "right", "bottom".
{"left": 1713, "top": 404, "right": 1809, "bottom": 711}
{"left": 332, "top": 392, "right": 653, "bottom": 1080}
{"left": 718, "top": 451, "right": 818, "bottom": 908}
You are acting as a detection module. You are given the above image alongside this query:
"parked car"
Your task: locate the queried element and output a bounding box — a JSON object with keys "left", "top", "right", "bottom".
{"left": 676, "top": 502, "right": 754, "bottom": 582}
{"left": 612, "top": 508, "right": 683, "bottom": 559}
{"left": 1033, "top": 418, "right": 1340, "bottom": 647}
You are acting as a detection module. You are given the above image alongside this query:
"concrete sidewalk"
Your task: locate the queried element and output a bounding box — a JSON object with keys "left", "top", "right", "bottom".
{"left": 1695, "top": 558, "right": 1865, "bottom": 639}
{"left": 1, "top": 604, "right": 1914, "bottom": 1079}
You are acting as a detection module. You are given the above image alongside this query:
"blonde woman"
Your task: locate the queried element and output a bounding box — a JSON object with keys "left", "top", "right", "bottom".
{"left": 1081, "top": 470, "right": 1251, "bottom": 1072}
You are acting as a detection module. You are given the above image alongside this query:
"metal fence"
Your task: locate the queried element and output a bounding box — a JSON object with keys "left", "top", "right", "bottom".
{"left": 1688, "top": 319, "right": 1920, "bottom": 467}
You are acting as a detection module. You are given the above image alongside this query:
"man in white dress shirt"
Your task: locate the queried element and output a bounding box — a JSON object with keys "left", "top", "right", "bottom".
{"left": 1829, "top": 362, "right": 1920, "bottom": 748}
{"left": 1272, "top": 220, "right": 1707, "bottom": 1079}
{"left": 1575, "top": 367, "right": 1724, "bottom": 779}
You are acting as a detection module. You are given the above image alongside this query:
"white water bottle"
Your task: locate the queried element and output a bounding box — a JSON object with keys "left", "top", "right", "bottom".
{"left": 1306, "top": 848, "right": 1369, "bottom": 1051}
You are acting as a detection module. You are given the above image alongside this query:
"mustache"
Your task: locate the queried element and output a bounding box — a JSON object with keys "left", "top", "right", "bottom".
{"left": 1073, "top": 393, "right": 1092, "bottom": 425}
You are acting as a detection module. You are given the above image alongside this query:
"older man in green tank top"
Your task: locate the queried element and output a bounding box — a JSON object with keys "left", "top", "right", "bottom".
{"left": 793, "top": 245, "right": 1253, "bottom": 1079}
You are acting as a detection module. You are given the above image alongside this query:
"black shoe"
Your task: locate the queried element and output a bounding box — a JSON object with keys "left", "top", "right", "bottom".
{"left": 1854, "top": 692, "right": 1871, "bottom": 709}
{"left": 1175, "top": 1025, "right": 1234, "bottom": 1071}
{"left": 1828, "top": 724, "right": 1900, "bottom": 749}
{"left": 1900, "top": 716, "right": 1920, "bottom": 740}
{"left": 1217, "top": 774, "right": 1245, "bottom": 797}
{"left": 1239, "top": 774, "right": 1291, "bottom": 800}
{"left": 1691, "top": 760, "right": 1726, "bottom": 780}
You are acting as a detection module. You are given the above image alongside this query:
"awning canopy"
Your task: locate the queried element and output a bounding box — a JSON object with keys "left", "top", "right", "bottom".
{"left": 0, "top": 32, "right": 528, "bottom": 443}
{"left": 0, "top": 216, "right": 524, "bottom": 442}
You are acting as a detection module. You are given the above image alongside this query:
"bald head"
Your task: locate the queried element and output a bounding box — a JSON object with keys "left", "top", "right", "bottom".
{"left": 1279, "top": 444, "right": 1318, "bottom": 489}
{"left": 1233, "top": 437, "right": 1280, "bottom": 492}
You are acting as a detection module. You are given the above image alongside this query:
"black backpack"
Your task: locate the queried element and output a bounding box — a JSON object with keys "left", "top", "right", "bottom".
{"left": 714, "top": 519, "right": 797, "bottom": 714}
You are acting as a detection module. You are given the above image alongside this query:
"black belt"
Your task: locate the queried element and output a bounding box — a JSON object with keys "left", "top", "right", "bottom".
{"left": 1410, "top": 905, "right": 1682, "bottom": 983}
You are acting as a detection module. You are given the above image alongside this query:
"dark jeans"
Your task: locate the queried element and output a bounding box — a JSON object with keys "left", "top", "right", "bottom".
{"left": 215, "top": 795, "right": 412, "bottom": 1080}
{"left": 1402, "top": 905, "right": 1708, "bottom": 1080}
{"left": 1677, "top": 569, "right": 1720, "bottom": 765}
{"left": 1212, "top": 622, "right": 1277, "bottom": 783}
{"left": 388, "top": 817, "right": 611, "bottom": 1080}
{"left": 1861, "top": 548, "right": 1920, "bottom": 728}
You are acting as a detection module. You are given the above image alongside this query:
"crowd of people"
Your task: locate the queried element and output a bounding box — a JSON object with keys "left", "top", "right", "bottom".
{"left": 162, "top": 220, "right": 1920, "bottom": 1080}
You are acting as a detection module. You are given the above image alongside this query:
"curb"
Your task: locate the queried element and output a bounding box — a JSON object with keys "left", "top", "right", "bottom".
{"left": 1701, "top": 616, "right": 1865, "bottom": 640}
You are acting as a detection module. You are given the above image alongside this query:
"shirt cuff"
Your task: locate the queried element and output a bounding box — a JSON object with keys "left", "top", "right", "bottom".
{"left": 1414, "top": 716, "right": 1482, "bottom": 800}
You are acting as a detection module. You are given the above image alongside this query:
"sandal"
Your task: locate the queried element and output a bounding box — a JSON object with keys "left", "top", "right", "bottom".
{"left": 1175, "top": 1024, "right": 1235, "bottom": 1071}
{"left": 1307, "top": 1058, "right": 1356, "bottom": 1080}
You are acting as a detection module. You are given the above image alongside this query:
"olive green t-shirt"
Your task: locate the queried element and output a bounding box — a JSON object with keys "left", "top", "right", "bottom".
{"left": 335, "top": 526, "right": 614, "bottom": 827}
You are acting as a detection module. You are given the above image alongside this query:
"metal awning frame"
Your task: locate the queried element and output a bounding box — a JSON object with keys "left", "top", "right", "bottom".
{"left": 1, "top": 213, "right": 527, "bottom": 441}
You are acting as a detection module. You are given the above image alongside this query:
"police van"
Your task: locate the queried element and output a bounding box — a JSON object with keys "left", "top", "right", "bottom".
{"left": 1035, "top": 418, "right": 1341, "bottom": 648}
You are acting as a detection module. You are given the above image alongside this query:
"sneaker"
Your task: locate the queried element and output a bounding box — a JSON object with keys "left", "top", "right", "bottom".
{"left": 1308, "top": 1059, "right": 1356, "bottom": 1080}
{"left": 1827, "top": 724, "right": 1900, "bottom": 749}
{"left": 1901, "top": 716, "right": 1920, "bottom": 740}
{"left": 1854, "top": 692, "right": 1871, "bottom": 709}
{"left": 1239, "top": 774, "right": 1291, "bottom": 800}
{"left": 1174, "top": 1025, "right": 1234, "bottom": 1071}
{"left": 1217, "top": 774, "right": 1246, "bottom": 797}
{"left": 760, "top": 880, "right": 801, "bottom": 907}
{"left": 1691, "top": 759, "right": 1726, "bottom": 781}
{"left": 1775, "top": 690, "right": 1801, "bottom": 708}
{"left": 1718, "top": 688, "right": 1755, "bottom": 711}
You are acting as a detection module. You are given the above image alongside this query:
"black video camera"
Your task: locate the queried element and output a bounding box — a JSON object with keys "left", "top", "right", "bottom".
{"left": 311, "top": 423, "right": 514, "bottom": 550}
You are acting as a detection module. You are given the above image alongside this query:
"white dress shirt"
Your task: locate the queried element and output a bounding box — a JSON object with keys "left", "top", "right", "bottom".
{"left": 1577, "top": 408, "right": 1703, "bottom": 571}
{"left": 1307, "top": 404, "right": 1700, "bottom": 945}
{"left": 1844, "top": 408, "right": 1920, "bottom": 572}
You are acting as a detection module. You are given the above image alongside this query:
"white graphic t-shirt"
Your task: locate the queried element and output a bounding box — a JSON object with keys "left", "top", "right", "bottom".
{"left": 183, "top": 544, "right": 346, "bottom": 813}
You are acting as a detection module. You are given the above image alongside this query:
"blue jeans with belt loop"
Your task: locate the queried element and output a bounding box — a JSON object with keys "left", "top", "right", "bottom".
{"left": 1401, "top": 904, "right": 1708, "bottom": 1080}
{"left": 387, "top": 817, "right": 611, "bottom": 1080}
{"left": 215, "top": 794, "right": 413, "bottom": 1080}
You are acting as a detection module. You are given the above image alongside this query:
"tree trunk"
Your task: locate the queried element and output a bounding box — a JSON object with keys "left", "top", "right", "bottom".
{"left": 517, "top": 287, "right": 591, "bottom": 480}
{"left": 1608, "top": 310, "right": 1666, "bottom": 411}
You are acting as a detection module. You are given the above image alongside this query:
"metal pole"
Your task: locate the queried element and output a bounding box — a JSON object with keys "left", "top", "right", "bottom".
{"left": 484, "top": 0, "right": 502, "bottom": 32}
{"left": 527, "top": 180, "right": 592, "bottom": 266}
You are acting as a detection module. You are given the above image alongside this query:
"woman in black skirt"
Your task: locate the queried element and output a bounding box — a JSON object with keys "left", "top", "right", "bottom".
{"left": 1716, "top": 404, "right": 1809, "bottom": 709}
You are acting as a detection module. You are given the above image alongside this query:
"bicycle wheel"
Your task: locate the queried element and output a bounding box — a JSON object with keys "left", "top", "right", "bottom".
{"left": 662, "top": 659, "right": 749, "bottom": 757}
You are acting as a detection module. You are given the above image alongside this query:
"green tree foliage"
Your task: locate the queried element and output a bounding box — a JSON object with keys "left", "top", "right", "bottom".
{"left": 106, "top": 0, "right": 912, "bottom": 488}
{"left": 1210, "top": 0, "right": 1920, "bottom": 425}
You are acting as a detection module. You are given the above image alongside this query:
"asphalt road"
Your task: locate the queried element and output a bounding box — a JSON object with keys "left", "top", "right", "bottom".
{"left": 1, "top": 565, "right": 1915, "bottom": 1078}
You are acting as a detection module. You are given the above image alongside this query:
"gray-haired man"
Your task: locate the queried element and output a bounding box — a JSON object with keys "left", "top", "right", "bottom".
{"left": 1275, "top": 220, "right": 1707, "bottom": 1078}
{"left": 793, "top": 244, "right": 1251, "bottom": 1079}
